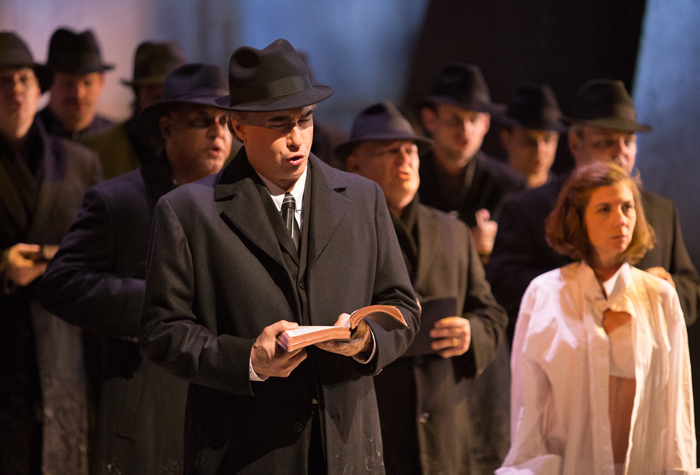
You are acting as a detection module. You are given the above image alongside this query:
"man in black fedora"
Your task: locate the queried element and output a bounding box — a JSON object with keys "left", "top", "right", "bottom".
{"left": 82, "top": 40, "right": 187, "bottom": 179}
{"left": 419, "top": 63, "right": 525, "bottom": 264}
{"left": 497, "top": 83, "right": 566, "bottom": 189}
{"left": 38, "top": 63, "right": 232, "bottom": 474}
{"left": 341, "top": 101, "right": 507, "bottom": 474}
{"left": 0, "top": 31, "right": 102, "bottom": 475}
{"left": 139, "top": 39, "right": 419, "bottom": 474}
{"left": 39, "top": 27, "right": 115, "bottom": 140}
{"left": 488, "top": 79, "right": 700, "bottom": 342}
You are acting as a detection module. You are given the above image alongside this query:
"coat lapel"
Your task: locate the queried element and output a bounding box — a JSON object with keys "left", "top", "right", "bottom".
{"left": 0, "top": 157, "right": 29, "bottom": 237}
{"left": 27, "top": 132, "right": 64, "bottom": 242}
{"left": 413, "top": 205, "right": 437, "bottom": 290}
{"left": 306, "top": 156, "right": 350, "bottom": 267}
{"left": 215, "top": 150, "right": 288, "bottom": 270}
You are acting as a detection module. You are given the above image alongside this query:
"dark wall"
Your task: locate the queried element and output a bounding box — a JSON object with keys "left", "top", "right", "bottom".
{"left": 402, "top": 0, "right": 647, "bottom": 174}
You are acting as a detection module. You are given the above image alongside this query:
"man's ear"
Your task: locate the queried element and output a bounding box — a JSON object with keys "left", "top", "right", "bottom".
{"left": 481, "top": 113, "right": 491, "bottom": 134}
{"left": 346, "top": 153, "right": 360, "bottom": 173}
{"left": 158, "top": 116, "right": 172, "bottom": 140}
{"left": 421, "top": 107, "right": 437, "bottom": 134}
{"left": 232, "top": 119, "right": 246, "bottom": 143}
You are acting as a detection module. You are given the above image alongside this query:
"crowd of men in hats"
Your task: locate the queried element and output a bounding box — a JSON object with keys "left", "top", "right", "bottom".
{"left": 0, "top": 23, "right": 699, "bottom": 475}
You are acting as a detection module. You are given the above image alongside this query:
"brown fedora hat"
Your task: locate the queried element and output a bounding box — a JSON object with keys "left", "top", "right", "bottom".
{"left": 562, "top": 79, "right": 652, "bottom": 133}
{"left": 216, "top": 38, "right": 333, "bottom": 112}
{"left": 495, "top": 83, "right": 567, "bottom": 132}
{"left": 139, "top": 63, "right": 229, "bottom": 134}
{"left": 425, "top": 62, "right": 505, "bottom": 114}
{"left": 0, "top": 31, "right": 53, "bottom": 92}
{"left": 121, "top": 41, "right": 186, "bottom": 87}
{"left": 47, "top": 28, "right": 114, "bottom": 75}
{"left": 334, "top": 101, "right": 433, "bottom": 162}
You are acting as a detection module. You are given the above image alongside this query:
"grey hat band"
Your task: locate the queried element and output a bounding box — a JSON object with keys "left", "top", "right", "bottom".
{"left": 229, "top": 74, "right": 312, "bottom": 106}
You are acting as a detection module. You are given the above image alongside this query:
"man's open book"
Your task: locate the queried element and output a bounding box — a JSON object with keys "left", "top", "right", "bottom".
{"left": 277, "top": 305, "right": 408, "bottom": 352}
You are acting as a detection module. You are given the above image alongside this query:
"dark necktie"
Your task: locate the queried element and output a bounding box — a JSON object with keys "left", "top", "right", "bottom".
{"left": 281, "top": 192, "right": 301, "bottom": 250}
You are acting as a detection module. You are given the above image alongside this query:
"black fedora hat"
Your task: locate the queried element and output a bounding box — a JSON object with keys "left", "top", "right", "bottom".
{"left": 496, "top": 83, "right": 567, "bottom": 132}
{"left": 563, "top": 79, "right": 652, "bottom": 133}
{"left": 121, "top": 41, "right": 186, "bottom": 87}
{"left": 0, "top": 31, "right": 53, "bottom": 92}
{"left": 216, "top": 38, "right": 333, "bottom": 112}
{"left": 139, "top": 63, "right": 229, "bottom": 133}
{"left": 334, "top": 101, "right": 434, "bottom": 162}
{"left": 47, "top": 28, "right": 114, "bottom": 75}
{"left": 425, "top": 62, "right": 505, "bottom": 114}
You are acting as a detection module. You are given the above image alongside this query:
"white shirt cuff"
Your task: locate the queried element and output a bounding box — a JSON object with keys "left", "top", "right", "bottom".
{"left": 352, "top": 327, "right": 377, "bottom": 364}
{"left": 249, "top": 358, "right": 269, "bottom": 382}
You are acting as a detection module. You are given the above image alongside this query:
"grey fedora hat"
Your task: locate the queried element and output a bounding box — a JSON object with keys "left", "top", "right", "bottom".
{"left": 334, "top": 101, "right": 434, "bottom": 162}
{"left": 121, "top": 41, "right": 186, "bottom": 87}
{"left": 495, "top": 83, "right": 567, "bottom": 132}
{"left": 562, "top": 79, "right": 652, "bottom": 133}
{"left": 216, "top": 38, "right": 333, "bottom": 112}
{"left": 425, "top": 62, "right": 505, "bottom": 114}
{"left": 0, "top": 31, "right": 53, "bottom": 92}
{"left": 47, "top": 28, "right": 114, "bottom": 75}
{"left": 139, "top": 63, "right": 229, "bottom": 133}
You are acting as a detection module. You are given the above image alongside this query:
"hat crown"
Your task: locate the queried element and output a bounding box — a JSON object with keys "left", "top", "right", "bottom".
{"left": 350, "top": 101, "right": 415, "bottom": 141}
{"left": 428, "top": 62, "right": 492, "bottom": 111}
{"left": 47, "top": 27, "right": 111, "bottom": 74}
{"left": 221, "top": 38, "right": 333, "bottom": 111}
{"left": 505, "top": 83, "right": 563, "bottom": 130}
{"left": 162, "top": 63, "right": 227, "bottom": 102}
{"left": 574, "top": 79, "right": 637, "bottom": 122}
{"left": 129, "top": 41, "right": 186, "bottom": 86}
{"left": 0, "top": 31, "right": 35, "bottom": 66}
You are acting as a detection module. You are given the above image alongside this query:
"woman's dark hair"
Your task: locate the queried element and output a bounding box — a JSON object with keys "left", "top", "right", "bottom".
{"left": 545, "top": 162, "right": 655, "bottom": 264}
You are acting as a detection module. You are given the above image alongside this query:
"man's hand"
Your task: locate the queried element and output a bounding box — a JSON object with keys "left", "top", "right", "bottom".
{"left": 645, "top": 266, "right": 675, "bottom": 289}
{"left": 251, "top": 321, "right": 307, "bottom": 378}
{"left": 429, "top": 316, "right": 471, "bottom": 358}
{"left": 602, "top": 310, "right": 632, "bottom": 335}
{"left": 5, "top": 243, "right": 48, "bottom": 287}
{"left": 315, "top": 313, "right": 374, "bottom": 359}
{"left": 471, "top": 209, "right": 498, "bottom": 261}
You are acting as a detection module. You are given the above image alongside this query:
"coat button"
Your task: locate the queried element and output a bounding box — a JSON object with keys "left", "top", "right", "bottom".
{"left": 418, "top": 412, "right": 430, "bottom": 424}
{"left": 299, "top": 281, "right": 306, "bottom": 290}
{"left": 293, "top": 422, "right": 303, "bottom": 433}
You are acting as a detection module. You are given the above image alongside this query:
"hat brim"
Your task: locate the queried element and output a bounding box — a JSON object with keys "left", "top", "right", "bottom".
{"left": 424, "top": 95, "right": 507, "bottom": 115}
{"left": 139, "top": 94, "right": 231, "bottom": 136}
{"left": 216, "top": 85, "right": 334, "bottom": 112}
{"left": 561, "top": 116, "right": 652, "bottom": 133}
{"left": 120, "top": 75, "right": 169, "bottom": 87}
{"left": 334, "top": 134, "right": 434, "bottom": 162}
{"left": 55, "top": 63, "right": 115, "bottom": 75}
{"left": 494, "top": 114, "right": 568, "bottom": 133}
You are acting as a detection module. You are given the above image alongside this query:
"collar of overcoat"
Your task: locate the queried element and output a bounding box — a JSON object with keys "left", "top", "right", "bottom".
{"left": 213, "top": 148, "right": 350, "bottom": 272}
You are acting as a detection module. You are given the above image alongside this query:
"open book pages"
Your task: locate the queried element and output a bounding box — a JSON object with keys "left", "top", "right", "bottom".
{"left": 277, "top": 304, "right": 409, "bottom": 352}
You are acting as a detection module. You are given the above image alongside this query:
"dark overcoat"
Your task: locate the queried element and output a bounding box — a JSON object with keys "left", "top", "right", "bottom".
{"left": 487, "top": 175, "right": 700, "bottom": 340}
{"left": 0, "top": 120, "right": 102, "bottom": 475}
{"left": 419, "top": 150, "right": 525, "bottom": 227}
{"left": 374, "top": 203, "right": 507, "bottom": 474}
{"left": 37, "top": 155, "right": 188, "bottom": 474}
{"left": 140, "top": 150, "right": 420, "bottom": 474}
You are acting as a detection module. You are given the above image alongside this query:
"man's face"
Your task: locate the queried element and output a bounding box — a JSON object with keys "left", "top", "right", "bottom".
{"left": 569, "top": 126, "right": 637, "bottom": 174}
{"left": 160, "top": 104, "right": 232, "bottom": 184}
{"left": 232, "top": 106, "right": 315, "bottom": 191}
{"left": 501, "top": 126, "right": 558, "bottom": 178}
{"left": 347, "top": 139, "right": 420, "bottom": 216}
{"left": 0, "top": 67, "right": 41, "bottom": 141}
{"left": 49, "top": 71, "right": 105, "bottom": 131}
{"left": 422, "top": 103, "right": 490, "bottom": 168}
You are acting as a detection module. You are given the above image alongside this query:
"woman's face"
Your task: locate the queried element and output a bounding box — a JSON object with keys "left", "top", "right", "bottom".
{"left": 584, "top": 181, "right": 636, "bottom": 266}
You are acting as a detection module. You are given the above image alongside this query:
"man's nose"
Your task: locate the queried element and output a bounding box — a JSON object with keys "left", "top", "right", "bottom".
{"left": 287, "top": 125, "right": 303, "bottom": 148}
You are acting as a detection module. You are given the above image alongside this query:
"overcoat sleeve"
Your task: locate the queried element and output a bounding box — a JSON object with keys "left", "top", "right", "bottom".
{"left": 37, "top": 186, "right": 144, "bottom": 338}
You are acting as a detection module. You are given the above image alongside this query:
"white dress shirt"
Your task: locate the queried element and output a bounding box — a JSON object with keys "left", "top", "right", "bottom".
{"left": 498, "top": 261, "right": 698, "bottom": 475}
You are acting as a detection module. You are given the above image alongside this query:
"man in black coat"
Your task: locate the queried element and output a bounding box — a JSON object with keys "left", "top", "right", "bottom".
{"left": 140, "top": 39, "right": 419, "bottom": 474}
{"left": 488, "top": 79, "right": 700, "bottom": 341}
{"left": 341, "top": 101, "right": 507, "bottom": 474}
{"left": 0, "top": 31, "right": 103, "bottom": 475}
{"left": 418, "top": 63, "right": 525, "bottom": 263}
{"left": 37, "top": 64, "right": 233, "bottom": 474}
{"left": 38, "top": 28, "right": 115, "bottom": 141}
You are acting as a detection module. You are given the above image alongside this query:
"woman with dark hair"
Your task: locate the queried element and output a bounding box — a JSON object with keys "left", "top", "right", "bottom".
{"left": 497, "top": 162, "right": 697, "bottom": 475}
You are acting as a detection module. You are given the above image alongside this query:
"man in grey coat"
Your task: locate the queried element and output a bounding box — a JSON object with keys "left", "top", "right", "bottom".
{"left": 140, "top": 39, "right": 419, "bottom": 474}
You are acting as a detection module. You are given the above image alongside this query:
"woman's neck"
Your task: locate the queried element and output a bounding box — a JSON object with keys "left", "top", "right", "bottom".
{"left": 591, "top": 260, "right": 623, "bottom": 284}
